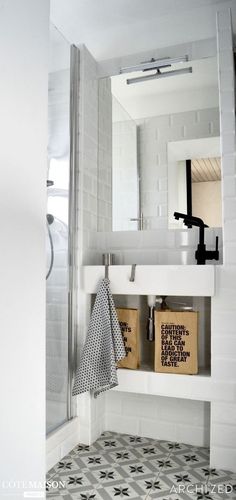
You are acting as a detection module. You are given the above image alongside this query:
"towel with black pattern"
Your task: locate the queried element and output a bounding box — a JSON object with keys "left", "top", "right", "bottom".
{"left": 72, "top": 278, "right": 126, "bottom": 398}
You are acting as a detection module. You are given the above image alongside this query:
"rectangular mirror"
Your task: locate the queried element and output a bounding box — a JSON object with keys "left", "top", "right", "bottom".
{"left": 99, "top": 55, "right": 222, "bottom": 231}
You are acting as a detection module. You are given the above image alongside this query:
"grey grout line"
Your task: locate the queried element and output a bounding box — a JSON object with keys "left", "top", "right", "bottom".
{"left": 149, "top": 445, "right": 211, "bottom": 499}
{"left": 147, "top": 449, "right": 172, "bottom": 500}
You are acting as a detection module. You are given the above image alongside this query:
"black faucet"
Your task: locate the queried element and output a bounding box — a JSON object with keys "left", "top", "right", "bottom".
{"left": 174, "top": 212, "right": 219, "bottom": 265}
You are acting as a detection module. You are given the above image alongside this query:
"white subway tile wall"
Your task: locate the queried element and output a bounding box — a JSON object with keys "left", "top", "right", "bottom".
{"left": 86, "top": 227, "right": 223, "bottom": 266}
{"left": 210, "top": 7, "right": 236, "bottom": 471}
{"left": 137, "top": 108, "right": 220, "bottom": 230}
{"left": 105, "top": 392, "right": 210, "bottom": 447}
{"left": 75, "top": 47, "right": 114, "bottom": 445}
{"left": 98, "top": 78, "right": 112, "bottom": 232}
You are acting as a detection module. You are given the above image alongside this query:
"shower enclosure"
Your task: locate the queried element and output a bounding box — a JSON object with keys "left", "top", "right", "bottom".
{"left": 46, "top": 26, "right": 76, "bottom": 435}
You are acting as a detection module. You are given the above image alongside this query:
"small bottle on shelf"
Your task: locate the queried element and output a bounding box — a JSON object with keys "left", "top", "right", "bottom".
{"left": 146, "top": 295, "right": 162, "bottom": 341}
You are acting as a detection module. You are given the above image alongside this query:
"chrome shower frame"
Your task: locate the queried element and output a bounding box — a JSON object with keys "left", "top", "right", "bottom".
{"left": 67, "top": 45, "right": 80, "bottom": 421}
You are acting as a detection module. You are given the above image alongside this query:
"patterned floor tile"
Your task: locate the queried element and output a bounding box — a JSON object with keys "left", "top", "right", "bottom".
{"left": 46, "top": 474, "right": 68, "bottom": 496}
{"left": 140, "top": 476, "right": 170, "bottom": 496}
{"left": 46, "top": 493, "right": 62, "bottom": 499}
{"left": 47, "top": 465, "right": 60, "bottom": 480}
{"left": 131, "top": 444, "right": 168, "bottom": 460}
{"left": 102, "top": 482, "right": 139, "bottom": 498}
{"left": 46, "top": 432, "right": 235, "bottom": 500}
{"left": 71, "top": 488, "right": 108, "bottom": 499}
{"left": 46, "top": 496, "right": 63, "bottom": 500}
{"left": 119, "top": 461, "right": 159, "bottom": 479}
{"left": 78, "top": 454, "right": 111, "bottom": 469}
{"left": 174, "top": 451, "right": 209, "bottom": 469}
{"left": 161, "top": 469, "right": 204, "bottom": 488}
{"left": 157, "top": 441, "right": 193, "bottom": 454}
{"left": 55, "top": 457, "right": 83, "bottom": 474}
{"left": 89, "top": 466, "right": 125, "bottom": 484}
{"left": 207, "top": 478, "right": 236, "bottom": 500}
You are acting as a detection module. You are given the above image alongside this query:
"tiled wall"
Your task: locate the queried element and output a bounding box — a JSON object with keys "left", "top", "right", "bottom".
{"left": 105, "top": 392, "right": 210, "bottom": 447}
{"left": 210, "top": 8, "right": 236, "bottom": 471}
{"left": 78, "top": 47, "right": 99, "bottom": 236}
{"left": 86, "top": 227, "right": 223, "bottom": 266}
{"left": 46, "top": 219, "right": 68, "bottom": 432}
{"left": 78, "top": 71, "right": 112, "bottom": 236}
{"left": 76, "top": 46, "right": 108, "bottom": 445}
{"left": 98, "top": 78, "right": 112, "bottom": 232}
{"left": 138, "top": 108, "right": 220, "bottom": 230}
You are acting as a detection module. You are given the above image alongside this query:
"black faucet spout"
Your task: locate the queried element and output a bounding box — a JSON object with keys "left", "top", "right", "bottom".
{"left": 173, "top": 212, "right": 219, "bottom": 265}
{"left": 174, "top": 212, "right": 208, "bottom": 229}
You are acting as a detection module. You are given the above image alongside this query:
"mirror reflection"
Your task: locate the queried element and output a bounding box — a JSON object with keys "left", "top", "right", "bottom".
{"left": 109, "top": 56, "right": 221, "bottom": 231}
{"left": 191, "top": 157, "right": 221, "bottom": 227}
{"left": 167, "top": 136, "right": 221, "bottom": 229}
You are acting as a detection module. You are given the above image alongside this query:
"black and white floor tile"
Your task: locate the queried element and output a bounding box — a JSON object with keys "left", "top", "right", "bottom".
{"left": 46, "top": 431, "right": 236, "bottom": 500}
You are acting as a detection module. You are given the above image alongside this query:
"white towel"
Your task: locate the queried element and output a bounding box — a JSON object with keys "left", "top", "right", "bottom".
{"left": 72, "top": 278, "right": 126, "bottom": 398}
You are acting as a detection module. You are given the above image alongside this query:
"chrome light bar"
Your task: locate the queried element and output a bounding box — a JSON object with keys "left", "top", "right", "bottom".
{"left": 120, "top": 55, "right": 188, "bottom": 74}
{"left": 127, "top": 67, "right": 192, "bottom": 85}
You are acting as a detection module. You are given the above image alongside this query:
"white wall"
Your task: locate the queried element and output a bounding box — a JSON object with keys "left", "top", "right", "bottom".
{"left": 210, "top": 7, "right": 236, "bottom": 472}
{"left": 112, "top": 120, "right": 138, "bottom": 231}
{"left": 192, "top": 180, "right": 222, "bottom": 227}
{"left": 117, "top": 87, "right": 219, "bottom": 121}
{"left": 0, "top": 1, "right": 49, "bottom": 498}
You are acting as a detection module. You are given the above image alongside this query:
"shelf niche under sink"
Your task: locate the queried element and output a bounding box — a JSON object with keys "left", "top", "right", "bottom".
{"left": 113, "top": 294, "right": 211, "bottom": 379}
{"left": 90, "top": 291, "right": 212, "bottom": 401}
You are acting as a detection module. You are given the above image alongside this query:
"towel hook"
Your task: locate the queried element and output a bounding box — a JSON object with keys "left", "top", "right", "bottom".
{"left": 105, "top": 264, "right": 109, "bottom": 279}
{"left": 129, "top": 264, "right": 136, "bottom": 282}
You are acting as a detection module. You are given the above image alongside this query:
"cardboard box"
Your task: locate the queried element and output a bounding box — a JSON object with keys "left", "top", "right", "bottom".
{"left": 155, "top": 310, "right": 198, "bottom": 374}
{"left": 116, "top": 308, "right": 140, "bottom": 369}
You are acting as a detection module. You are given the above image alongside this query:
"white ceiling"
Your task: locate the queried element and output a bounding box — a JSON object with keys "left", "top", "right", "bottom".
{"left": 50, "top": 0, "right": 234, "bottom": 61}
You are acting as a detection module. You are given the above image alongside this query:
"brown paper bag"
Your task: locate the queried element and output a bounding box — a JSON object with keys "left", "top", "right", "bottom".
{"left": 155, "top": 311, "right": 198, "bottom": 374}
{"left": 116, "top": 308, "right": 140, "bottom": 369}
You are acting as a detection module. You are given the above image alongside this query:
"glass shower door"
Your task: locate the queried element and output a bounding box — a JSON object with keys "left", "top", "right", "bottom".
{"left": 46, "top": 26, "right": 71, "bottom": 435}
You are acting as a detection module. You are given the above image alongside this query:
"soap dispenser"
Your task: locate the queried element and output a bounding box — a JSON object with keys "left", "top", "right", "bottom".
{"left": 146, "top": 295, "right": 155, "bottom": 342}
{"left": 146, "top": 296, "right": 162, "bottom": 342}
